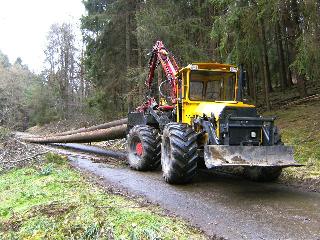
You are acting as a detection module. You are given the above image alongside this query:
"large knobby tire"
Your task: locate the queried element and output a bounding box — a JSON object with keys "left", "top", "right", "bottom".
{"left": 244, "top": 126, "right": 283, "bottom": 182}
{"left": 127, "top": 125, "right": 161, "bottom": 171}
{"left": 161, "top": 123, "right": 198, "bottom": 184}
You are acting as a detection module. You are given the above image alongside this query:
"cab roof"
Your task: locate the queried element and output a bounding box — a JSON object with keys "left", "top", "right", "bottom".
{"left": 178, "top": 63, "right": 238, "bottom": 74}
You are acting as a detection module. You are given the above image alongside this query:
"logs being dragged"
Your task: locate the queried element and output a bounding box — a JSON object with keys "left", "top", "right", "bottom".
{"left": 51, "top": 143, "right": 127, "bottom": 159}
{"left": 25, "top": 124, "right": 127, "bottom": 144}
{"left": 50, "top": 118, "right": 128, "bottom": 137}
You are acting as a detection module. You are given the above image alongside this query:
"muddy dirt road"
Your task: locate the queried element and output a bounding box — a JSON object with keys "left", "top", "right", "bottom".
{"left": 14, "top": 134, "right": 320, "bottom": 240}
{"left": 67, "top": 152, "right": 320, "bottom": 240}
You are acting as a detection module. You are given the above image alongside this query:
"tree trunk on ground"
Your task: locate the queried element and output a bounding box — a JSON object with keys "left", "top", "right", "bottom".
{"left": 24, "top": 124, "right": 127, "bottom": 144}
{"left": 49, "top": 118, "right": 128, "bottom": 137}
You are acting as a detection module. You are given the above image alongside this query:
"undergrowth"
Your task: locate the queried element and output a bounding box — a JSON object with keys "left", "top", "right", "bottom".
{"left": 0, "top": 153, "right": 205, "bottom": 239}
{"left": 265, "top": 102, "right": 320, "bottom": 179}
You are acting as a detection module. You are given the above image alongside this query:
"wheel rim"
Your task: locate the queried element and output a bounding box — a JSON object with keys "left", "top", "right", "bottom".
{"left": 129, "top": 136, "right": 143, "bottom": 164}
{"left": 135, "top": 142, "right": 143, "bottom": 156}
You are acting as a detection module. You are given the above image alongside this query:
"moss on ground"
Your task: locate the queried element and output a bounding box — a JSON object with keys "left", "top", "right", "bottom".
{"left": 0, "top": 153, "right": 205, "bottom": 239}
{"left": 265, "top": 102, "right": 320, "bottom": 180}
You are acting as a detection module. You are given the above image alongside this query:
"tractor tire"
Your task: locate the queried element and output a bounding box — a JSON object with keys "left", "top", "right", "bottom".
{"left": 244, "top": 167, "right": 282, "bottom": 182}
{"left": 127, "top": 125, "right": 161, "bottom": 171}
{"left": 161, "top": 123, "right": 198, "bottom": 184}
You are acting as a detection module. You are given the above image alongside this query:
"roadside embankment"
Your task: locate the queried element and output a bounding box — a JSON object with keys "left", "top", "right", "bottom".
{"left": 265, "top": 100, "right": 320, "bottom": 191}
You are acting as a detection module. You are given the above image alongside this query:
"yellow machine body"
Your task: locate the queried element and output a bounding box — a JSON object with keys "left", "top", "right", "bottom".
{"left": 175, "top": 63, "right": 254, "bottom": 133}
{"left": 170, "top": 62, "right": 299, "bottom": 168}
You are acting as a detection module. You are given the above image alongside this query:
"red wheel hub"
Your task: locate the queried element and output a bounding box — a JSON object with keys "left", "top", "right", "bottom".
{"left": 135, "top": 142, "right": 143, "bottom": 156}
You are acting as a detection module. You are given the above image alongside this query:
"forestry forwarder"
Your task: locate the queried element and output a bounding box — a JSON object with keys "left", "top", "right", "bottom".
{"left": 127, "top": 41, "right": 300, "bottom": 184}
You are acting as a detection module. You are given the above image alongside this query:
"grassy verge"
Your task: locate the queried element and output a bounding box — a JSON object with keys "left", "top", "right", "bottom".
{"left": 0, "top": 153, "right": 205, "bottom": 239}
{"left": 265, "top": 101, "right": 320, "bottom": 180}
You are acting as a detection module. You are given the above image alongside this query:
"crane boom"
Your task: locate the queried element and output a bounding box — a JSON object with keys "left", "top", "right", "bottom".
{"left": 138, "top": 41, "right": 179, "bottom": 112}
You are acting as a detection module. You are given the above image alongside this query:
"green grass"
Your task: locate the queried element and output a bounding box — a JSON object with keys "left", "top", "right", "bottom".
{"left": 265, "top": 102, "right": 320, "bottom": 179}
{"left": 0, "top": 153, "right": 205, "bottom": 240}
{"left": 0, "top": 127, "right": 10, "bottom": 140}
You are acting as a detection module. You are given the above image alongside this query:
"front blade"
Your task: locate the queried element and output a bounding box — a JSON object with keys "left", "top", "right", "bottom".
{"left": 204, "top": 145, "right": 301, "bottom": 169}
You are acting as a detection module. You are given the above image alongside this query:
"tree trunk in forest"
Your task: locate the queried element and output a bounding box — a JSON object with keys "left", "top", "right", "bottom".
{"left": 260, "top": 20, "right": 272, "bottom": 93}
{"left": 137, "top": 47, "right": 142, "bottom": 68}
{"left": 317, "top": 1, "right": 320, "bottom": 42}
{"left": 279, "top": 0, "right": 293, "bottom": 87}
{"left": 247, "top": 63, "right": 257, "bottom": 104}
{"left": 197, "top": 0, "right": 203, "bottom": 48}
{"left": 79, "top": 50, "right": 85, "bottom": 105}
{"left": 126, "top": 11, "right": 133, "bottom": 112}
{"left": 275, "top": 21, "right": 288, "bottom": 91}
{"left": 291, "top": 0, "right": 307, "bottom": 97}
{"left": 252, "top": 67, "right": 257, "bottom": 104}
{"left": 284, "top": 37, "right": 293, "bottom": 87}
{"left": 247, "top": 64, "right": 253, "bottom": 97}
{"left": 246, "top": 65, "right": 251, "bottom": 97}
{"left": 259, "top": 19, "right": 271, "bottom": 110}
{"left": 125, "top": 12, "right": 131, "bottom": 68}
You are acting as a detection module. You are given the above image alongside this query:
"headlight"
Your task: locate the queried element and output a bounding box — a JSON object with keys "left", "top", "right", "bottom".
{"left": 251, "top": 131, "right": 257, "bottom": 138}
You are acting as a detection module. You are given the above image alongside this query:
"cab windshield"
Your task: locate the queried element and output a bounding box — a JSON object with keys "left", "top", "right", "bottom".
{"left": 189, "top": 70, "right": 236, "bottom": 101}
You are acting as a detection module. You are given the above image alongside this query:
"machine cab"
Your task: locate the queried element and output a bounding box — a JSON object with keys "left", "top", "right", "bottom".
{"left": 176, "top": 63, "right": 242, "bottom": 124}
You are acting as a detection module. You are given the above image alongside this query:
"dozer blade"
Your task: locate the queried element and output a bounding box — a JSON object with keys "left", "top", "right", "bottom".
{"left": 204, "top": 145, "right": 302, "bottom": 169}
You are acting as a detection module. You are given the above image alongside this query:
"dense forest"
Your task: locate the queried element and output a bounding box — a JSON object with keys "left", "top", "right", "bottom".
{"left": 1, "top": 0, "right": 319, "bottom": 129}
{"left": 81, "top": 0, "right": 320, "bottom": 113}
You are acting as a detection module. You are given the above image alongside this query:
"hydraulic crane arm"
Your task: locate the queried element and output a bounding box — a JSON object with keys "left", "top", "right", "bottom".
{"left": 146, "top": 41, "right": 179, "bottom": 98}
{"left": 137, "top": 41, "right": 179, "bottom": 112}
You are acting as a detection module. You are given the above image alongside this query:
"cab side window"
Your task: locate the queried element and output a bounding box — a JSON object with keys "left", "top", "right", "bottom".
{"left": 189, "top": 81, "right": 203, "bottom": 100}
{"left": 205, "top": 80, "right": 221, "bottom": 101}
